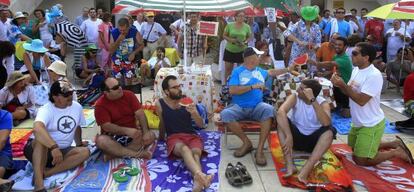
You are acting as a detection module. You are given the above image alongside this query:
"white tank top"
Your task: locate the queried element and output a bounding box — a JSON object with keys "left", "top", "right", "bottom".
{"left": 290, "top": 94, "right": 326, "bottom": 135}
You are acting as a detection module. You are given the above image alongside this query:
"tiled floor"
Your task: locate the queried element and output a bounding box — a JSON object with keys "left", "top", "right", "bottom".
{"left": 65, "top": 50, "right": 412, "bottom": 192}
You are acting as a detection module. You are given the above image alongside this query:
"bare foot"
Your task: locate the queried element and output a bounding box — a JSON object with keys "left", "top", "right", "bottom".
{"left": 395, "top": 147, "right": 412, "bottom": 164}
{"left": 297, "top": 171, "right": 309, "bottom": 184}
{"left": 234, "top": 141, "right": 253, "bottom": 157}
{"left": 203, "top": 174, "right": 214, "bottom": 189}
{"left": 282, "top": 165, "right": 297, "bottom": 178}
{"left": 192, "top": 172, "right": 205, "bottom": 192}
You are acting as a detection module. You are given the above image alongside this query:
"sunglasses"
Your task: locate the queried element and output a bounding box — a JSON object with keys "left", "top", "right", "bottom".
{"left": 108, "top": 84, "right": 120, "bottom": 91}
{"left": 61, "top": 91, "right": 74, "bottom": 97}
{"left": 89, "top": 50, "right": 97, "bottom": 54}
{"left": 352, "top": 50, "right": 361, "bottom": 56}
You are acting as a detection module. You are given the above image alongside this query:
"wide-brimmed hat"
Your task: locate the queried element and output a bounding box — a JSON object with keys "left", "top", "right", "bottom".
{"left": 23, "top": 39, "right": 48, "bottom": 53}
{"left": 13, "top": 12, "right": 26, "bottom": 20}
{"left": 48, "top": 60, "right": 67, "bottom": 76}
{"left": 301, "top": 6, "right": 319, "bottom": 21}
{"left": 5, "top": 71, "right": 30, "bottom": 87}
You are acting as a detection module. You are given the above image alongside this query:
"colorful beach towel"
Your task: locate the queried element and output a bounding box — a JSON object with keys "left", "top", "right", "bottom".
{"left": 269, "top": 132, "right": 353, "bottom": 191}
{"left": 332, "top": 112, "right": 398, "bottom": 134}
{"left": 331, "top": 143, "right": 414, "bottom": 192}
{"left": 60, "top": 150, "right": 151, "bottom": 192}
{"left": 82, "top": 108, "right": 96, "bottom": 128}
{"left": 14, "top": 119, "right": 34, "bottom": 129}
{"left": 11, "top": 129, "right": 32, "bottom": 157}
{"left": 149, "top": 131, "right": 221, "bottom": 192}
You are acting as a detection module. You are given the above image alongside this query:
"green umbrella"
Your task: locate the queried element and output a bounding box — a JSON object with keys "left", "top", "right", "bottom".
{"left": 366, "top": 2, "right": 414, "bottom": 19}
{"left": 247, "top": 0, "right": 300, "bottom": 13}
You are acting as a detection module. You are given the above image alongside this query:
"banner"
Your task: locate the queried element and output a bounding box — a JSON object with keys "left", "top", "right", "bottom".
{"left": 265, "top": 7, "right": 276, "bottom": 23}
{"left": 197, "top": 21, "right": 219, "bottom": 36}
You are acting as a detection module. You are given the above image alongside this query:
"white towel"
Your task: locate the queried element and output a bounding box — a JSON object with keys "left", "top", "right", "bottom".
{"left": 330, "top": 18, "right": 339, "bottom": 37}
{"left": 218, "top": 40, "right": 227, "bottom": 84}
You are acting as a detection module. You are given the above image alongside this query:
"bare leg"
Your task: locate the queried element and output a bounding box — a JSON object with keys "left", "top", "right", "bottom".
{"left": 44, "top": 147, "right": 90, "bottom": 177}
{"left": 95, "top": 135, "right": 151, "bottom": 160}
{"left": 353, "top": 146, "right": 411, "bottom": 166}
{"left": 255, "top": 118, "right": 272, "bottom": 165}
{"left": 297, "top": 130, "right": 333, "bottom": 184}
{"left": 226, "top": 122, "right": 252, "bottom": 157}
{"left": 12, "top": 109, "right": 27, "bottom": 120}
{"left": 0, "top": 167, "right": 12, "bottom": 184}
{"left": 378, "top": 139, "right": 400, "bottom": 149}
{"left": 224, "top": 62, "right": 233, "bottom": 84}
{"left": 32, "top": 141, "right": 48, "bottom": 191}
{"left": 277, "top": 128, "right": 297, "bottom": 178}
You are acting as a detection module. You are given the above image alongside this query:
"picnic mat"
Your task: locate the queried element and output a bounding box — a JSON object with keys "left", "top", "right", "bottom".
{"left": 268, "top": 132, "right": 353, "bottom": 191}
{"left": 149, "top": 131, "right": 221, "bottom": 192}
{"left": 82, "top": 108, "right": 96, "bottom": 128}
{"left": 332, "top": 112, "right": 398, "bottom": 134}
{"left": 381, "top": 99, "right": 410, "bottom": 117}
{"left": 331, "top": 143, "right": 414, "bottom": 192}
{"left": 10, "top": 145, "right": 97, "bottom": 191}
{"left": 10, "top": 129, "right": 32, "bottom": 157}
{"left": 14, "top": 119, "right": 34, "bottom": 129}
{"left": 60, "top": 150, "right": 152, "bottom": 192}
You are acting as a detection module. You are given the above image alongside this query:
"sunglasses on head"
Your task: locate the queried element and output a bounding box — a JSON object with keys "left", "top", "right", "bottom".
{"left": 108, "top": 84, "right": 120, "bottom": 91}
{"left": 352, "top": 50, "right": 361, "bottom": 56}
{"left": 61, "top": 91, "right": 74, "bottom": 97}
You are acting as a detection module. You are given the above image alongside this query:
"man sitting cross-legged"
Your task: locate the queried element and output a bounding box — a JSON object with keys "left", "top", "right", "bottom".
{"left": 276, "top": 79, "right": 335, "bottom": 184}
{"left": 94, "top": 77, "right": 156, "bottom": 161}
{"left": 23, "top": 80, "right": 90, "bottom": 192}
{"left": 156, "top": 75, "right": 213, "bottom": 192}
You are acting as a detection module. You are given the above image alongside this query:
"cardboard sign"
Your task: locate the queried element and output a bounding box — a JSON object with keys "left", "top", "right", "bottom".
{"left": 265, "top": 8, "right": 276, "bottom": 23}
{"left": 197, "top": 21, "right": 219, "bottom": 36}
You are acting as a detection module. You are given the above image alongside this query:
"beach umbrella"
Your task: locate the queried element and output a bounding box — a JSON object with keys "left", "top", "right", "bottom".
{"left": 0, "top": 0, "right": 9, "bottom": 6}
{"left": 247, "top": 0, "right": 300, "bottom": 13}
{"left": 55, "top": 21, "right": 88, "bottom": 48}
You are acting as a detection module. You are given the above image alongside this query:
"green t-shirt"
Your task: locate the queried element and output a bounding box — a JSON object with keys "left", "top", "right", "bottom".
{"left": 224, "top": 23, "right": 251, "bottom": 53}
{"left": 333, "top": 53, "right": 353, "bottom": 83}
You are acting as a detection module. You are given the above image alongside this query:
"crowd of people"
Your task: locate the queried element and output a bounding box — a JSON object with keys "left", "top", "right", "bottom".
{"left": 0, "top": 2, "right": 412, "bottom": 192}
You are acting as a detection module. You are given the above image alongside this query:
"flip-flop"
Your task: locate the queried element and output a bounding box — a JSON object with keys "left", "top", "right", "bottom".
{"left": 396, "top": 136, "right": 414, "bottom": 164}
{"left": 225, "top": 163, "right": 243, "bottom": 187}
{"left": 125, "top": 166, "right": 140, "bottom": 176}
{"left": 235, "top": 162, "right": 253, "bottom": 185}
{"left": 113, "top": 169, "right": 129, "bottom": 183}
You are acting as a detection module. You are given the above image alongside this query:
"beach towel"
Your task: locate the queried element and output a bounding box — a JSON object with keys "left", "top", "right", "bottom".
{"left": 331, "top": 143, "right": 414, "bottom": 192}
{"left": 269, "top": 132, "right": 353, "bottom": 191}
{"left": 381, "top": 99, "right": 410, "bottom": 117}
{"left": 82, "top": 108, "right": 96, "bottom": 128}
{"left": 14, "top": 119, "right": 34, "bottom": 129}
{"left": 10, "top": 129, "right": 32, "bottom": 157}
{"left": 60, "top": 152, "right": 152, "bottom": 192}
{"left": 10, "top": 145, "right": 97, "bottom": 191}
{"left": 149, "top": 131, "right": 221, "bottom": 192}
{"left": 332, "top": 112, "right": 398, "bottom": 134}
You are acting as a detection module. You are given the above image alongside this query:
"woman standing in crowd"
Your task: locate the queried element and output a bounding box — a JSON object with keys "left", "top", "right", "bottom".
{"left": 0, "top": 41, "right": 15, "bottom": 89}
{"left": 20, "top": 39, "right": 51, "bottom": 84}
{"left": 32, "top": 9, "right": 54, "bottom": 47}
{"left": 284, "top": 6, "right": 321, "bottom": 71}
{"left": 98, "top": 12, "right": 113, "bottom": 72}
{"left": 76, "top": 44, "right": 100, "bottom": 79}
{"left": 0, "top": 71, "right": 36, "bottom": 126}
{"left": 222, "top": 11, "right": 252, "bottom": 82}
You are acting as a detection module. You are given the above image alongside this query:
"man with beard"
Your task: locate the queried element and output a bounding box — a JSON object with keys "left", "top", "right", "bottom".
{"left": 310, "top": 36, "right": 353, "bottom": 117}
{"left": 276, "top": 79, "right": 334, "bottom": 184}
{"left": 156, "top": 75, "right": 213, "bottom": 192}
{"left": 94, "top": 77, "right": 155, "bottom": 161}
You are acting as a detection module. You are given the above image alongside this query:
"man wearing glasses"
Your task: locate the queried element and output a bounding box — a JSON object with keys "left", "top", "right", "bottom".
{"left": 94, "top": 77, "right": 155, "bottom": 161}
{"left": 323, "top": 7, "right": 352, "bottom": 41}
{"left": 24, "top": 80, "right": 90, "bottom": 192}
{"left": 331, "top": 42, "right": 413, "bottom": 166}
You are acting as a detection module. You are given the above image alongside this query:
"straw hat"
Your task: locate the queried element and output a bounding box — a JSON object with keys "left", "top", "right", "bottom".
{"left": 5, "top": 71, "right": 30, "bottom": 87}
{"left": 301, "top": 6, "right": 320, "bottom": 21}
{"left": 48, "top": 61, "right": 67, "bottom": 76}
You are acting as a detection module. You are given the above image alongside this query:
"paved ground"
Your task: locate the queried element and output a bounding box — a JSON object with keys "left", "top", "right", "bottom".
{"left": 65, "top": 50, "right": 412, "bottom": 192}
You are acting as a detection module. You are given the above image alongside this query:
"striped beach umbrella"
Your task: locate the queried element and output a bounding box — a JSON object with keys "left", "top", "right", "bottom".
{"left": 55, "top": 21, "right": 88, "bottom": 48}
{"left": 112, "top": 0, "right": 253, "bottom": 15}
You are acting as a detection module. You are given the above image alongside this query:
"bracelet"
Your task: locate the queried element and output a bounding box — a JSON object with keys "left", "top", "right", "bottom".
{"left": 49, "top": 144, "right": 59, "bottom": 151}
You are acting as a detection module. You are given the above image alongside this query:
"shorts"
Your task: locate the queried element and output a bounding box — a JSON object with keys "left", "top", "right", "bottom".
{"left": 333, "top": 86, "right": 349, "bottom": 109}
{"left": 166, "top": 133, "right": 204, "bottom": 159}
{"left": 288, "top": 119, "right": 336, "bottom": 153}
{"left": 220, "top": 102, "right": 274, "bottom": 123}
{"left": 223, "top": 49, "right": 244, "bottom": 64}
{"left": 348, "top": 119, "right": 385, "bottom": 159}
{"left": 0, "top": 154, "right": 12, "bottom": 169}
{"left": 112, "top": 59, "right": 136, "bottom": 79}
{"left": 23, "top": 139, "right": 75, "bottom": 168}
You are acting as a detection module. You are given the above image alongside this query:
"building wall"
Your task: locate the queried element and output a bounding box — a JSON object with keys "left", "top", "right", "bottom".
{"left": 9, "top": 0, "right": 43, "bottom": 14}
{"left": 37, "top": 0, "right": 95, "bottom": 23}
{"left": 324, "top": 0, "right": 380, "bottom": 12}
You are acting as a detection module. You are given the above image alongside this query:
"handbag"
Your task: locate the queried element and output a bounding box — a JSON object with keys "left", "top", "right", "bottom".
{"left": 143, "top": 101, "right": 160, "bottom": 129}
{"left": 143, "top": 24, "right": 154, "bottom": 46}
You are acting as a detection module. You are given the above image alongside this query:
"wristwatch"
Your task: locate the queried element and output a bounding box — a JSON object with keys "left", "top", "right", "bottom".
{"left": 310, "top": 98, "right": 316, "bottom": 103}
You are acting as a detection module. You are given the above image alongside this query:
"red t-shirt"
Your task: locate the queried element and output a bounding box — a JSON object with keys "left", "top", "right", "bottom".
{"left": 365, "top": 20, "right": 384, "bottom": 45}
{"left": 404, "top": 73, "right": 414, "bottom": 103}
{"left": 94, "top": 90, "right": 142, "bottom": 129}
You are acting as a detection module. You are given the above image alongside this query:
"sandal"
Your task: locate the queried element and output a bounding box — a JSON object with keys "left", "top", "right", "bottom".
{"left": 0, "top": 180, "right": 14, "bottom": 192}
{"left": 225, "top": 163, "right": 243, "bottom": 187}
{"left": 235, "top": 162, "right": 253, "bottom": 184}
{"left": 125, "top": 166, "right": 140, "bottom": 176}
{"left": 396, "top": 136, "right": 414, "bottom": 164}
{"left": 113, "top": 169, "right": 129, "bottom": 183}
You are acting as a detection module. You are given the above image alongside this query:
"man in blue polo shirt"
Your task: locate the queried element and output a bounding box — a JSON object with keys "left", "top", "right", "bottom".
{"left": 220, "top": 47, "right": 295, "bottom": 166}
{"left": 324, "top": 7, "right": 351, "bottom": 41}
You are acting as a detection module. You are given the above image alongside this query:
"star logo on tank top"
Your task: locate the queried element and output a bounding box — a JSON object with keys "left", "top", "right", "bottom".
{"left": 57, "top": 116, "right": 76, "bottom": 134}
